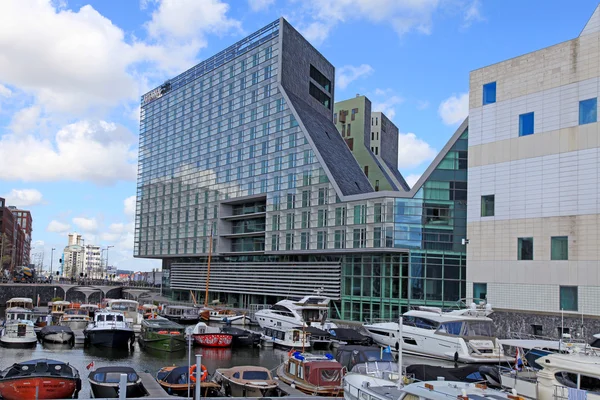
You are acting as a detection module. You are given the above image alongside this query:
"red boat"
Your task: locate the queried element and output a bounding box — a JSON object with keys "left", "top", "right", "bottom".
{"left": 191, "top": 322, "right": 233, "bottom": 347}
{"left": 0, "top": 359, "right": 81, "bottom": 400}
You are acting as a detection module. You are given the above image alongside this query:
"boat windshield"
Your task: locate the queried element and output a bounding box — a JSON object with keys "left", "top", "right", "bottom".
{"left": 242, "top": 370, "right": 270, "bottom": 380}
{"left": 437, "top": 320, "right": 494, "bottom": 336}
{"left": 95, "top": 372, "right": 138, "bottom": 383}
{"left": 111, "top": 303, "right": 136, "bottom": 312}
{"left": 318, "top": 368, "right": 342, "bottom": 385}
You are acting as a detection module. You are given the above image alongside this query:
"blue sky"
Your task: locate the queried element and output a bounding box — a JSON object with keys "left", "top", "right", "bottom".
{"left": 0, "top": 0, "right": 598, "bottom": 272}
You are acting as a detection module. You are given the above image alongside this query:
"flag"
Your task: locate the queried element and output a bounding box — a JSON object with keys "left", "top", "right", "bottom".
{"left": 86, "top": 361, "right": 94, "bottom": 370}
{"left": 384, "top": 345, "right": 392, "bottom": 354}
{"left": 514, "top": 348, "right": 524, "bottom": 370}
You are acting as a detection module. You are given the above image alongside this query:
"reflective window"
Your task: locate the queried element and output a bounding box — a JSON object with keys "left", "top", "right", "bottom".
{"left": 482, "top": 82, "right": 496, "bottom": 105}
{"left": 579, "top": 98, "right": 597, "bottom": 125}
{"left": 481, "top": 195, "right": 494, "bottom": 217}
{"left": 518, "top": 237, "right": 533, "bottom": 260}
{"left": 551, "top": 236, "right": 568, "bottom": 260}
{"left": 560, "top": 286, "right": 578, "bottom": 311}
{"left": 519, "top": 112, "right": 534, "bottom": 136}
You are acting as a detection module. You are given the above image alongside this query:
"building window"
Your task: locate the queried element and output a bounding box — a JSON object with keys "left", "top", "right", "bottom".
{"left": 317, "top": 231, "right": 326, "bottom": 250}
{"left": 309, "top": 65, "right": 331, "bottom": 93}
{"left": 300, "top": 232, "right": 309, "bottom": 250}
{"left": 473, "top": 283, "right": 487, "bottom": 300}
{"left": 579, "top": 98, "right": 597, "bottom": 125}
{"left": 334, "top": 230, "right": 346, "bottom": 249}
{"left": 483, "top": 81, "right": 496, "bottom": 105}
{"left": 559, "top": 286, "right": 578, "bottom": 311}
{"left": 287, "top": 193, "right": 295, "bottom": 209}
{"left": 481, "top": 195, "right": 494, "bottom": 217}
{"left": 374, "top": 203, "right": 382, "bottom": 223}
{"left": 364, "top": 166, "right": 369, "bottom": 177}
{"left": 318, "top": 188, "right": 328, "bottom": 205}
{"left": 373, "top": 227, "right": 382, "bottom": 247}
{"left": 518, "top": 237, "right": 533, "bottom": 260}
{"left": 345, "top": 138, "right": 354, "bottom": 151}
{"left": 519, "top": 112, "right": 534, "bottom": 136}
{"left": 301, "top": 211, "right": 310, "bottom": 229}
{"left": 271, "top": 234, "right": 279, "bottom": 251}
{"left": 301, "top": 190, "right": 310, "bottom": 207}
{"left": 271, "top": 215, "right": 280, "bottom": 231}
{"left": 286, "top": 213, "right": 294, "bottom": 229}
{"left": 352, "top": 228, "right": 366, "bottom": 248}
{"left": 285, "top": 233, "right": 293, "bottom": 250}
{"left": 353, "top": 205, "right": 366, "bottom": 224}
{"left": 317, "top": 209, "right": 327, "bottom": 227}
{"left": 351, "top": 108, "right": 358, "bottom": 121}
{"left": 335, "top": 207, "right": 346, "bottom": 226}
{"left": 551, "top": 236, "right": 568, "bottom": 260}
{"left": 309, "top": 82, "right": 331, "bottom": 109}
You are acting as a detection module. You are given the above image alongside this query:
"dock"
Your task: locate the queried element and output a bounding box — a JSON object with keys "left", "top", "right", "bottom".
{"left": 138, "top": 372, "right": 169, "bottom": 397}
{"left": 277, "top": 379, "right": 315, "bottom": 397}
{"left": 73, "top": 329, "right": 85, "bottom": 346}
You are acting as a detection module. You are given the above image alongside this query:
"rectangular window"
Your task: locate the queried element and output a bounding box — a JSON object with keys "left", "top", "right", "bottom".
{"left": 579, "top": 98, "right": 597, "bottom": 125}
{"left": 317, "top": 209, "right": 327, "bottom": 227}
{"left": 335, "top": 207, "right": 346, "bottom": 226}
{"left": 301, "top": 190, "right": 310, "bottom": 207}
{"left": 301, "top": 211, "right": 310, "bottom": 229}
{"left": 334, "top": 230, "right": 346, "bottom": 249}
{"left": 271, "top": 215, "right": 280, "bottom": 231}
{"left": 373, "top": 227, "right": 382, "bottom": 247}
{"left": 473, "top": 283, "right": 487, "bottom": 300}
{"left": 309, "top": 65, "right": 331, "bottom": 93}
{"left": 287, "top": 193, "right": 295, "bottom": 209}
{"left": 309, "top": 82, "right": 331, "bottom": 109}
{"left": 551, "top": 236, "right": 568, "bottom": 260}
{"left": 318, "top": 188, "right": 328, "bottom": 205}
{"left": 285, "top": 233, "right": 293, "bottom": 250}
{"left": 317, "top": 231, "right": 326, "bottom": 250}
{"left": 353, "top": 228, "right": 366, "bottom": 248}
{"left": 481, "top": 195, "right": 495, "bottom": 217}
{"left": 271, "top": 234, "right": 279, "bottom": 251}
{"left": 286, "top": 213, "right": 294, "bottom": 230}
{"left": 353, "top": 205, "right": 366, "bottom": 224}
{"left": 519, "top": 112, "right": 534, "bottom": 136}
{"left": 300, "top": 232, "right": 309, "bottom": 250}
{"left": 518, "top": 237, "right": 533, "bottom": 260}
{"left": 483, "top": 81, "right": 496, "bottom": 105}
{"left": 559, "top": 286, "right": 578, "bottom": 311}
{"left": 374, "top": 203, "right": 382, "bottom": 223}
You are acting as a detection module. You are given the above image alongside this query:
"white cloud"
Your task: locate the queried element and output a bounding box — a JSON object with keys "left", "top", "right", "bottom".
{"left": 73, "top": 217, "right": 99, "bottom": 233}
{"left": 0, "top": 84, "right": 11, "bottom": 98}
{"left": 0, "top": 120, "right": 137, "bottom": 184}
{"left": 405, "top": 173, "right": 421, "bottom": 188}
{"left": 336, "top": 64, "right": 374, "bottom": 90}
{"left": 2, "top": 189, "right": 44, "bottom": 207}
{"left": 248, "top": 0, "right": 275, "bottom": 12}
{"left": 124, "top": 196, "right": 137, "bottom": 218}
{"left": 397, "top": 132, "right": 437, "bottom": 169}
{"left": 463, "top": 0, "right": 484, "bottom": 28}
{"left": 47, "top": 220, "right": 71, "bottom": 234}
{"left": 9, "top": 106, "right": 42, "bottom": 135}
{"left": 372, "top": 95, "right": 404, "bottom": 120}
{"left": 298, "top": 21, "right": 334, "bottom": 45}
{"left": 438, "top": 92, "right": 469, "bottom": 125}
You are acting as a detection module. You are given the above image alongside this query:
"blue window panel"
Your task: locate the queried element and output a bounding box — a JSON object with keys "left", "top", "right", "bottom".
{"left": 482, "top": 82, "right": 496, "bottom": 105}
{"left": 579, "top": 98, "right": 597, "bottom": 125}
{"left": 519, "top": 112, "right": 534, "bottom": 136}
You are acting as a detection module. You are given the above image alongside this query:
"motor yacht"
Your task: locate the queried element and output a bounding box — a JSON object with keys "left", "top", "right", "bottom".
{"left": 255, "top": 292, "right": 338, "bottom": 331}
{"left": 84, "top": 310, "right": 135, "bottom": 348}
{"left": 364, "top": 304, "right": 511, "bottom": 363}
{"left": 107, "top": 299, "right": 143, "bottom": 326}
{"left": 262, "top": 326, "right": 311, "bottom": 350}
{"left": 1, "top": 307, "right": 37, "bottom": 348}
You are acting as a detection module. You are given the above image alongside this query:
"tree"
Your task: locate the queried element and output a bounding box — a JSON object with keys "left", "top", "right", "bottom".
{"left": 0, "top": 234, "right": 13, "bottom": 273}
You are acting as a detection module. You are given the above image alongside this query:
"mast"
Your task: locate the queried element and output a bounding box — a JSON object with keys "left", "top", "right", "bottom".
{"left": 204, "top": 227, "right": 213, "bottom": 308}
{"left": 397, "top": 315, "right": 403, "bottom": 389}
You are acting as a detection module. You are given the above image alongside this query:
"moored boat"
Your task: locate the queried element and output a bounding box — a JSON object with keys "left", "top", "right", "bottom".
{"left": 84, "top": 310, "right": 135, "bottom": 349}
{"left": 140, "top": 304, "right": 158, "bottom": 319}
{"left": 276, "top": 351, "right": 344, "bottom": 396}
{"left": 191, "top": 322, "right": 233, "bottom": 347}
{"left": 88, "top": 366, "right": 147, "bottom": 398}
{"left": 80, "top": 304, "right": 99, "bottom": 318}
{"left": 0, "top": 359, "right": 81, "bottom": 400}
{"left": 161, "top": 305, "right": 200, "bottom": 324}
{"left": 138, "top": 318, "right": 186, "bottom": 352}
{"left": 220, "top": 326, "right": 261, "bottom": 347}
{"left": 60, "top": 308, "right": 91, "bottom": 330}
{"left": 262, "top": 326, "right": 311, "bottom": 350}
{"left": 156, "top": 364, "right": 218, "bottom": 397}
{"left": 335, "top": 345, "right": 395, "bottom": 372}
{"left": 213, "top": 366, "right": 281, "bottom": 397}
{"left": 107, "top": 299, "right": 142, "bottom": 326}
{"left": 50, "top": 301, "right": 71, "bottom": 322}
{"left": 38, "top": 325, "right": 75, "bottom": 345}
{"left": 6, "top": 297, "right": 34, "bottom": 310}
{"left": 1, "top": 307, "right": 37, "bottom": 348}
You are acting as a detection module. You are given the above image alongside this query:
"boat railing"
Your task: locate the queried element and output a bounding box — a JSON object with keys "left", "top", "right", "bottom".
{"left": 553, "top": 384, "right": 574, "bottom": 400}
{"left": 248, "top": 304, "right": 271, "bottom": 322}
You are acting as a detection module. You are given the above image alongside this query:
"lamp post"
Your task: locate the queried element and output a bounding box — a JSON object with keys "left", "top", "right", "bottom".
{"left": 106, "top": 245, "right": 114, "bottom": 279}
{"left": 50, "top": 248, "right": 55, "bottom": 278}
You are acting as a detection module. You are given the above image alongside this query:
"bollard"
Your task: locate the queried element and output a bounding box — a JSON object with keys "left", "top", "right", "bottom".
{"left": 195, "top": 354, "right": 202, "bottom": 400}
{"left": 119, "top": 373, "right": 127, "bottom": 400}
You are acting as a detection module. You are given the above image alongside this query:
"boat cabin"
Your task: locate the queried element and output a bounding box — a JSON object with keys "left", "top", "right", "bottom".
{"left": 51, "top": 301, "right": 71, "bottom": 315}
{"left": 285, "top": 352, "right": 344, "bottom": 388}
{"left": 94, "top": 312, "right": 126, "bottom": 324}
{"left": 6, "top": 297, "right": 33, "bottom": 310}
{"left": 108, "top": 300, "right": 139, "bottom": 313}
{"left": 336, "top": 345, "right": 395, "bottom": 371}
{"left": 162, "top": 305, "right": 199, "bottom": 318}
{"left": 402, "top": 313, "right": 496, "bottom": 338}
{"left": 141, "top": 319, "right": 184, "bottom": 336}
{"left": 264, "top": 327, "right": 310, "bottom": 345}
{"left": 5, "top": 307, "right": 33, "bottom": 322}
{"left": 80, "top": 304, "right": 99, "bottom": 317}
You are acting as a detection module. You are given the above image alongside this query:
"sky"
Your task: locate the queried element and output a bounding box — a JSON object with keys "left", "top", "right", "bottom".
{"left": 0, "top": 0, "right": 598, "bottom": 272}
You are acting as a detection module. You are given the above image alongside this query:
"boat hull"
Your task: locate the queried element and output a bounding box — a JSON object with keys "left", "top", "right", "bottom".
{"left": 193, "top": 333, "right": 233, "bottom": 348}
{"left": 139, "top": 335, "right": 186, "bottom": 352}
{"left": 41, "top": 331, "right": 74, "bottom": 344}
{"left": 85, "top": 329, "right": 134, "bottom": 348}
{"left": 90, "top": 382, "right": 145, "bottom": 398}
{"left": 276, "top": 364, "right": 343, "bottom": 397}
{"left": 0, "top": 376, "right": 80, "bottom": 400}
{"left": 0, "top": 336, "right": 37, "bottom": 348}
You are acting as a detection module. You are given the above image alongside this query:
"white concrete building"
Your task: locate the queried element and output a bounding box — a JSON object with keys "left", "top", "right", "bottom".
{"left": 83, "top": 245, "right": 102, "bottom": 279}
{"left": 467, "top": 6, "right": 600, "bottom": 321}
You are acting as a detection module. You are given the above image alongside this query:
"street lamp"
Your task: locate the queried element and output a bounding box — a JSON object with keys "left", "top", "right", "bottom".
{"left": 106, "top": 245, "right": 114, "bottom": 278}
{"left": 50, "top": 248, "right": 56, "bottom": 278}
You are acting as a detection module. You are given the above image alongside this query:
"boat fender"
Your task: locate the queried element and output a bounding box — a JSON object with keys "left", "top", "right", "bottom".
{"left": 157, "top": 330, "right": 168, "bottom": 334}
{"left": 189, "top": 364, "right": 208, "bottom": 383}
{"left": 454, "top": 352, "right": 459, "bottom": 362}
{"left": 395, "top": 342, "right": 399, "bottom": 352}
{"left": 169, "top": 331, "right": 180, "bottom": 335}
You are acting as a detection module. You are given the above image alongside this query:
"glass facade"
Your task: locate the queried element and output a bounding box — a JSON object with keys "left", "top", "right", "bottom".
{"left": 136, "top": 18, "right": 469, "bottom": 320}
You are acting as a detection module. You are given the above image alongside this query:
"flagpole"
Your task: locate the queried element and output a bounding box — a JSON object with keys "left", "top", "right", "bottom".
{"left": 397, "top": 315, "right": 403, "bottom": 389}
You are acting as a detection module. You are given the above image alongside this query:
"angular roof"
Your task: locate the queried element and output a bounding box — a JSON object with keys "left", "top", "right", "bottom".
{"left": 580, "top": 5, "right": 600, "bottom": 36}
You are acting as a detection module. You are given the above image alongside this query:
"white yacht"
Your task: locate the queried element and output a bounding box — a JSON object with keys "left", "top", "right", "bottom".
{"left": 262, "top": 326, "right": 311, "bottom": 350}
{"left": 489, "top": 352, "right": 600, "bottom": 400}
{"left": 364, "top": 304, "right": 512, "bottom": 364}
{"left": 84, "top": 310, "right": 135, "bottom": 348}
{"left": 344, "top": 374, "right": 516, "bottom": 400}
{"left": 255, "top": 293, "right": 338, "bottom": 331}
{"left": 1, "top": 307, "right": 37, "bottom": 348}
{"left": 107, "top": 299, "right": 143, "bottom": 325}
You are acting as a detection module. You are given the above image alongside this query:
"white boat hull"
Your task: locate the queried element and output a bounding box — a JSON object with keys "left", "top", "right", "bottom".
{"left": 255, "top": 313, "right": 337, "bottom": 331}
{"left": 1, "top": 335, "right": 37, "bottom": 347}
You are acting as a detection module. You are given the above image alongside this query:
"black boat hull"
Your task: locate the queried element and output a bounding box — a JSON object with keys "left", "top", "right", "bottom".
{"left": 90, "top": 382, "right": 146, "bottom": 398}
{"left": 85, "top": 329, "right": 134, "bottom": 348}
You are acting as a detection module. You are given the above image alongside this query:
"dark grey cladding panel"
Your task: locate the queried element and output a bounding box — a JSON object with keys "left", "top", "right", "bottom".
{"left": 285, "top": 90, "right": 374, "bottom": 196}
{"left": 363, "top": 97, "right": 372, "bottom": 149}
{"left": 280, "top": 18, "right": 334, "bottom": 121}
{"left": 384, "top": 159, "right": 411, "bottom": 191}
{"left": 380, "top": 113, "right": 399, "bottom": 170}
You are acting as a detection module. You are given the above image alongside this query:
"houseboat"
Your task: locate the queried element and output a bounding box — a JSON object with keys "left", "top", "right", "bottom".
{"left": 161, "top": 305, "right": 200, "bottom": 324}
{"left": 138, "top": 318, "right": 186, "bottom": 352}
{"left": 277, "top": 352, "right": 344, "bottom": 396}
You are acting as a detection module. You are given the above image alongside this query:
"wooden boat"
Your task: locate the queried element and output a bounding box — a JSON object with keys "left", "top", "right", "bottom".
{"left": 60, "top": 308, "right": 91, "bottom": 330}
{"left": 161, "top": 305, "right": 200, "bottom": 324}
{"left": 88, "top": 366, "right": 147, "bottom": 398}
{"left": 1, "top": 307, "right": 37, "bottom": 348}
{"left": 138, "top": 318, "right": 186, "bottom": 352}
{"left": 191, "top": 322, "right": 233, "bottom": 348}
{"left": 50, "top": 301, "right": 70, "bottom": 323}
{"left": 156, "top": 365, "right": 220, "bottom": 397}
{"left": 38, "top": 325, "right": 74, "bottom": 345}
{"left": 208, "top": 309, "right": 251, "bottom": 325}
{"left": 0, "top": 358, "right": 81, "bottom": 400}
{"left": 277, "top": 352, "right": 344, "bottom": 396}
{"left": 213, "top": 366, "right": 281, "bottom": 397}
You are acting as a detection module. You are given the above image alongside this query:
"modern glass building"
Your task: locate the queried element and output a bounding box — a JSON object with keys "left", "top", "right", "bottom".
{"left": 135, "top": 17, "right": 469, "bottom": 321}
